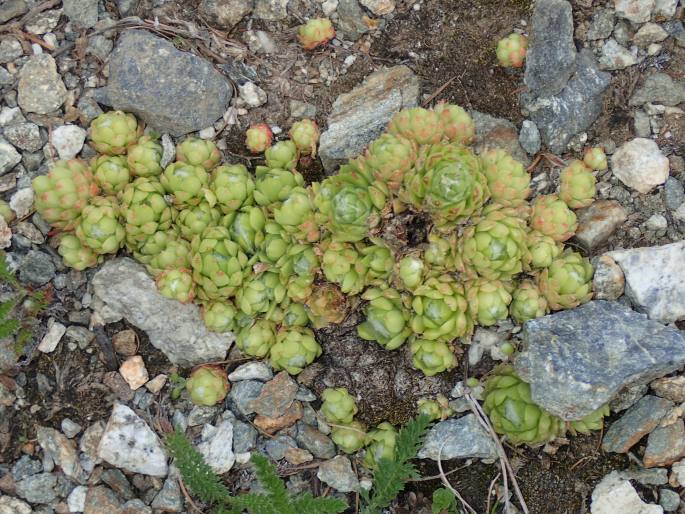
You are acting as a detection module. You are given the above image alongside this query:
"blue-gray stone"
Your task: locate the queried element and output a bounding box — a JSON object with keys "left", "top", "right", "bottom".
{"left": 602, "top": 395, "right": 673, "bottom": 453}
{"left": 105, "top": 30, "right": 232, "bottom": 136}
{"left": 227, "top": 380, "right": 263, "bottom": 417}
{"left": 418, "top": 414, "right": 498, "bottom": 461}
{"left": 233, "top": 420, "right": 257, "bottom": 453}
{"left": 264, "top": 435, "right": 298, "bottom": 461}
{"left": 515, "top": 301, "right": 685, "bottom": 420}
{"left": 519, "top": 120, "right": 541, "bottom": 155}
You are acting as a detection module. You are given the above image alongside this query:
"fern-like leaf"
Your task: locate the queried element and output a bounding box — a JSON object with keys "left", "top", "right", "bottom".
{"left": 165, "top": 430, "right": 231, "bottom": 505}
{"left": 0, "top": 318, "right": 20, "bottom": 340}
{"left": 228, "top": 493, "right": 284, "bottom": 514}
{"left": 289, "top": 492, "right": 348, "bottom": 513}
{"left": 361, "top": 414, "right": 433, "bottom": 514}
{"left": 0, "top": 254, "right": 17, "bottom": 286}
{"left": 250, "top": 453, "right": 291, "bottom": 510}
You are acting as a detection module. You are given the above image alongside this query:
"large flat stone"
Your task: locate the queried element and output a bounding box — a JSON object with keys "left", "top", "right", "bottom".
{"left": 418, "top": 414, "right": 497, "bottom": 461}
{"left": 92, "top": 258, "right": 233, "bottom": 366}
{"left": 104, "top": 30, "right": 231, "bottom": 136}
{"left": 515, "top": 301, "right": 685, "bottom": 420}
{"left": 602, "top": 395, "right": 673, "bottom": 453}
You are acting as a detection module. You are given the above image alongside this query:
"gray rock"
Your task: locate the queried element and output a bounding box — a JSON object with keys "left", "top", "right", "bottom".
{"left": 187, "top": 405, "right": 218, "bottom": 427}
{"left": 0, "top": 38, "right": 22, "bottom": 64}
{"left": 515, "top": 301, "right": 685, "bottom": 420}
{"left": 0, "top": 338, "right": 18, "bottom": 373}
{"left": 634, "top": 109, "right": 651, "bottom": 137}
{"left": 599, "top": 39, "right": 637, "bottom": 70}
{"left": 67, "top": 486, "right": 88, "bottom": 513}
{"left": 3, "top": 123, "right": 42, "bottom": 152}
{"left": 0, "top": 67, "right": 12, "bottom": 86}
{"left": 17, "top": 54, "right": 67, "bottom": 114}
{"left": 115, "top": 0, "right": 139, "bottom": 16}
{"left": 15, "top": 472, "right": 58, "bottom": 504}
{"left": 659, "top": 489, "right": 680, "bottom": 511}
{"left": 610, "top": 382, "right": 648, "bottom": 412}
{"left": 253, "top": 0, "right": 288, "bottom": 20}
{"left": 317, "top": 456, "right": 360, "bottom": 492}
{"left": 663, "top": 178, "right": 684, "bottom": 211}
{"left": 18, "top": 250, "right": 55, "bottom": 286}
{"left": 524, "top": 0, "right": 576, "bottom": 98}
{"left": 249, "top": 371, "right": 298, "bottom": 418}
{"left": 591, "top": 471, "right": 664, "bottom": 514}
{"left": 91, "top": 258, "right": 233, "bottom": 366}
{"left": 24, "top": 9, "right": 61, "bottom": 34}
{"left": 198, "top": 419, "right": 235, "bottom": 474}
{"left": 611, "top": 138, "right": 669, "bottom": 193}
{"left": 472, "top": 111, "right": 528, "bottom": 164}
{"left": 336, "top": 0, "right": 369, "bottom": 40}
{"left": 0, "top": 140, "right": 21, "bottom": 175}
{"left": 65, "top": 326, "right": 94, "bottom": 349}
{"left": 12, "top": 455, "right": 42, "bottom": 481}
{"left": 36, "top": 426, "right": 88, "bottom": 483}
{"left": 290, "top": 100, "right": 317, "bottom": 119}
{"left": 519, "top": 120, "right": 541, "bottom": 155}
{"left": 101, "top": 468, "right": 134, "bottom": 500}
{"left": 608, "top": 241, "right": 685, "bottom": 323}
{"left": 645, "top": 213, "right": 668, "bottom": 232}
{"left": 634, "top": 23, "right": 668, "bottom": 46}
{"left": 233, "top": 420, "right": 257, "bottom": 453}
{"left": 200, "top": 0, "right": 252, "bottom": 29}
{"left": 151, "top": 478, "right": 183, "bottom": 512}
{"left": 264, "top": 435, "right": 298, "bottom": 460}
{"left": 0, "top": 496, "right": 31, "bottom": 513}
{"left": 105, "top": 30, "right": 232, "bottom": 136}
{"left": 629, "top": 73, "right": 685, "bottom": 107}
{"left": 0, "top": 0, "right": 28, "bottom": 23}
{"left": 63, "top": 0, "right": 98, "bottom": 28}
{"left": 522, "top": 50, "right": 611, "bottom": 154}
{"left": 61, "top": 418, "right": 82, "bottom": 438}
{"left": 614, "top": 0, "right": 655, "bottom": 23}
{"left": 418, "top": 414, "right": 498, "bottom": 461}
{"left": 319, "top": 66, "right": 419, "bottom": 173}
{"left": 644, "top": 418, "right": 685, "bottom": 467}
{"left": 296, "top": 423, "right": 336, "bottom": 459}
{"left": 86, "top": 35, "right": 114, "bottom": 61}
{"left": 587, "top": 9, "right": 615, "bottom": 40}
{"left": 77, "top": 96, "right": 103, "bottom": 124}
{"left": 122, "top": 499, "right": 151, "bottom": 513}
{"left": 573, "top": 200, "right": 627, "bottom": 252}
{"left": 84, "top": 485, "right": 122, "bottom": 512}
{"left": 602, "top": 395, "right": 672, "bottom": 453}
{"left": 618, "top": 468, "right": 669, "bottom": 486}
{"left": 228, "top": 361, "right": 273, "bottom": 382}
{"left": 228, "top": 380, "right": 263, "bottom": 416}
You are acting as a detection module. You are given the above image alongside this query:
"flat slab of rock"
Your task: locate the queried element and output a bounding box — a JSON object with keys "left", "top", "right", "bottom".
{"left": 644, "top": 418, "right": 685, "bottom": 467}
{"left": 318, "top": 65, "right": 419, "bottom": 173}
{"left": 611, "top": 138, "right": 669, "bottom": 194}
{"left": 17, "top": 54, "right": 67, "bottom": 114}
{"left": 317, "top": 456, "right": 360, "bottom": 492}
{"left": 198, "top": 419, "right": 235, "bottom": 474}
{"left": 104, "top": 30, "right": 232, "bottom": 136}
{"left": 515, "top": 301, "right": 685, "bottom": 420}
{"left": 92, "top": 258, "right": 233, "bottom": 366}
{"left": 602, "top": 395, "right": 673, "bottom": 453}
{"left": 629, "top": 73, "right": 685, "bottom": 107}
{"left": 472, "top": 111, "right": 528, "bottom": 165}
{"left": 418, "top": 414, "right": 497, "bottom": 461}
{"left": 591, "top": 471, "right": 664, "bottom": 514}
{"left": 573, "top": 200, "right": 627, "bottom": 252}
{"left": 608, "top": 241, "right": 685, "bottom": 323}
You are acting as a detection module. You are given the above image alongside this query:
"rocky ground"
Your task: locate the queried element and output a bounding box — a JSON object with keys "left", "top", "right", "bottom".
{"left": 1, "top": 0, "right": 685, "bottom": 513}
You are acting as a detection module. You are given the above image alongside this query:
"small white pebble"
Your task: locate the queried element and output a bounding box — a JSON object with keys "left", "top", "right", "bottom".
{"left": 198, "top": 127, "right": 216, "bottom": 139}
{"left": 271, "top": 125, "right": 283, "bottom": 135}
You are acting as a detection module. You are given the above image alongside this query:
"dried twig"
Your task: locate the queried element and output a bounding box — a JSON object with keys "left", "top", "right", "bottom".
{"left": 178, "top": 477, "right": 204, "bottom": 514}
{"left": 485, "top": 471, "right": 501, "bottom": 514}
{"left": 422, "top": 75, "right": 458, "bottom": 107}
{"left": 436, "top": 441, "right": 477, "bottom": 514}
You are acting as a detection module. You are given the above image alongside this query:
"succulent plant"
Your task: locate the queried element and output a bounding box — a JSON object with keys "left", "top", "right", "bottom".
{"left": 297, "top": 18, "right": 335, "bottom": 50}
{"left": 177, "top": 202, "right": 221, "bottom": 240}
{"left": 176, "top": 137, "right": 221, "bottom": 171}
{"left": 363, "top": 422, "right": 398, "bottom": 469}
{"left": 358, "top": 287, "right": 411, "bottom": 350}
{"left": 567, "top": 405, "right": 609, "bottom": 435}
{"left": 331, "top": 421, "right": 367, "bottom": 454}
{"left": 410, "top": 275, "right": 472, "bottom": 342}
{"left": 236, "top": 319, "right": 277, "bottom": 358}
{"left": 146, "top": 238, "right": 191, "bottom": 277}
{"left": 0, "top": 199, "right": 14, "bottom": 224}
{"left": 270, "top": 327, "right": 322, "bottom": 375}
{"left": 156, "top": 268, "right": 195, "bottom": 303}
{"left": 387, "top": 107, "right": 443, "bottom": 145}
{"left": 227, "top": 205, "right": 266, "bottom": 254}
{"left": 259, "top": 222, "right": 292, "bottom": 264}
{"left": 185, "top": 365, "right": 229, "bottom": 407}
{"left": 161, "top": 162, "right": 211, "bottom": 207}
{"left": 509, "top": 280, "right": 548, "bottom": 324}
{"left": 395, "top": 254, "right": 425, "bottom": 291}
{"left": 583, "top": 147, "right": 607, "bottom": 171}
{"left": 210, "top": 164, "right": 255, "bottom": 214}
{"left": 529, "top": 194, "right": 577, "bottom": 242}
{"left": 133, "top": 229, "right": 178, "bottom": 265}
{"left": 127, "top": 135, "right": 163, "bottom": 177}
{"left": 202, "top": 301, "right": 238, "bottom": 333}
{"left": 283, "top": 302, "right": 310, "bottom": 327}
{"left": 265, "top": 140, "right": 298, "bottom": 170}
{"left": 32, "top": 159, "right": 99, "bottom": 230}
{"left": 289, "top": 119, "right": 320, "bottom": 157}
{"left": 92, "top": 155, "right": 131, "bottom": 194}
{"left": 273, "top": 187, "right": 320, "bottom": 243}
{"left": 245, "top": 124, "right": 274, "bottom": 154}
{"left": 120, "top": 177, "right": 175, "bottom": 249}
{"left": 360, "top": 241, "right": 394, "bottom": 283}
{"left": 496, "top": 33, "right": 528, "bottom": 68}
{"left": 320, "top": 241, "right": 367, "bottom": 295}
{"left": 75, "top": 196, "right": 125, "bottom": 255}
{"left": 526, "top": 230, "right": 563, "bottom": 269}
{"left": 410, "top": 338, "right": 457, "bottom": 377}
{"left": 434, "top": 102, "right": 475, "bottom": 145}
{"left": 320, "top": 387, "right": 358, "bottom": 424}
{"left": 254, "top": 166, "right": 305, "bottom": 207}
{"left": 417, "top": 395, "right": 454, "bottom": 421}
{"left": 190, "top": 226, "right": 248, "bottom": 300}
{"left": 305, "top": 282, "right": 349, "bottom": 328}
{"left": 465, "top": 278, "right": 513, "bottom": 327}
{"left": 236, "top": 270, "right": 287, "bottom": 318}
{"left": 278, "top": 243, "right": 319, "bottom": 302}
{"left": 362, "top": 133, "right": 416, "bottom": 193}
{"left": 424, "top": 232, "right": 459, "bottom": 273}
{"left": 559, "top": 159, "right": 596, "bottom": 209}
{"left": 479, "top": 149, "right": 531, "bottom": 207}
{"left": 89, "top": 110, "right": 141, "bottom": 155}
{"left": 57, "top": 234, "right": 102, "bottom": 270}
{"left": 484, "top": 365, "right": 562, "bottom": 446}
{"left": 537, "top": 249, "right": 593, "bottom": 310}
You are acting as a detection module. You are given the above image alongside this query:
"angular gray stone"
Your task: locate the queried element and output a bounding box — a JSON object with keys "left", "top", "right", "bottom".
{"left": 663, "top": 178, "right": 684, "bottom": 211}
{"left": 522, "top": 50, "right": 611, "bottom": 153}
{"left": 0, "top": 141, "right": 21, "bottom": 175}
{"left": 336, "top": 0, "right": 369, "bottom": 40}
{"left": 599, "top": 39, "right": 637, "bottom": 70}
{"left": 63, "top": 0, "right": 98, "bottom": 28}
{"left": 519, "top": 120, "right": 541, "bottom": 155}
{"left": 608, "top": 241, "right": 685, "bottom": 323}
{"left": 319, "top": 66, "right": 419, "bottom": 173}
{"left": 0, "top": 496, "right": 32, "bottom": 514}
{"left": 199, "top": 0, "right": 252, "bottom": 29}
{"left": 0, "top": 0, "right": 28, "bottom": 24}
{"left": 659, "top": 489, "right": 680, "bottom": 512}
{"left": 611, "top": 138, "right": 669, "bottom": 193}
{"left": 629, "top": 73, "right": 685, "bottom": 107}
{"left": 198, "top": 419, "right": 235, "bottom": 474}
{"left": 524, "top": 0, "right": 576, "bottom": 98}
{"left": 92, "top": 258, "right": 233, "bottom": 366}
{"left": 15, "top": 472, "right": 58, "bottom": 504}
{"left": 614, "top": 0, "right": 655, "bottom": 23}
{"left": 296, "top": 423, "right": 336, "bottom": 459}
{"left": 573, "top": 200, "right": 627, "bottom": 252}
{"left": 17, "top": 54, "right": 67, "bottom": 114}
{"left": 317, "top": 456, "right": 360, "bottom": 492}
{"left": 418, "top": 414, "right": 498, "bottom": 461}
{"left": 151, "top": 478, "right": 183, "bottom": 512}
{"left": 36, "top": 426, "right": 88, "bottom": 483}
{"left": 253, "top": 0, "right": 288, "bottom": 19}
{"left": 233, "top": 420, "right": 257, "bottom": 453}
{"left": 602, "top": 395, "right": 673, "bottom": 453}
{"left": 644, "top": 418, "right": 685, "bottom": 467}
{"left": 18, "top": 250, "right": 55, "bottom": 286}
{"left": 105, "top": 30, "right": 232, "bottom": 136}
{"left": 515, "top": 301, "right": 685, "bottom": 420}
{"left": 3, "top": 123, "right": 42, "bottom": 152}
{"left": 228, "top": 361, "right": 273, "bottom": 382}
{"left": 591, "top": 471, "right": 664, "bottom": 514}
{"left": 472, "top": 111, "right": 528, "bottom": 164}
{"left": 264, "top": 434, "right": 297, "bottom": 460}
{"left": 587, "top": 9, "right": 615, "bottom": 40}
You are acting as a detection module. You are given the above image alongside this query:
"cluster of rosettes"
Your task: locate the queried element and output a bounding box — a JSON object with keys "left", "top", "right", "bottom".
{"left": 32, "top": 105, "right": 602, "bottom": 379}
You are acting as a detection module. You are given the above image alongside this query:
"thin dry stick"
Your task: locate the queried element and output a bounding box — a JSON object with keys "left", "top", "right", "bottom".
{"left": 437, "top": 441, "right": 477, "bottom": 514}
{"left": 409, "top": 463, "right": 470, "bottom": 482}
{"left": 178, "top": 477, "right": 204, "bottom": 514}
{"left": 485, "top": 471, "right": 501, "bottom": 514}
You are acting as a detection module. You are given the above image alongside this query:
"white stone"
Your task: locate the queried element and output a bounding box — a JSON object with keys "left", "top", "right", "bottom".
{"left": 609, "top": 241, "right": 685, "bottom": 323}
{"left": 591, "top": 471, "right": 663, "bottom": 513}
{"left": 228, "top": 361, "right": 273, "bottom": 382}
{"left": 647, "top": 43, "right": 662, "bottom": 56}
{"left": 322, "top": 0, "right": 338, "bottom": 15}
{"left": 600, "top": 39, "right": 638, "bottom": 70}
{"left": 50, "top": 125, "right": 86, "bottom": 160}
{"left": 198, "top": 126, "right": 216, "bottom": 139}
{"left": 611, "top": 138, "right": 669, "bottom": 193}
{"left": 97, "top": 403, "right": 168, "bottom": 476}
{"left": 0, "top": 107, "right": 24, "bottom": 127}
{"left": 146, "top": 374, "right": 168, "bottom": 394}
{"left": 655, "top": 0, "right": 678, "bottom": 17}
{"left": 238, "top": 82, "right": 267, "bottom": 107}
{"left": 36, "top": 426, "right": 88, "bottom": 483}
{"left": 67, "top": 485, "right": 87, "bottom": 513}
{"left": 0, "top": 218, "right": 10, "bottom": 250}
{"left": 119, "top": 355, "right": 149, "bottom": 390}
{"left": 0, "top": 496, "right": 32, "bottom": 514}
{"left": 671, "top": 459, "right": 685, "bottom": 486}
{"left": 645, "top": 213, "right": 668, "bottom": 231}
{"left": 614, "top": 0, "right": 655, "bottom": 23}
{"left": 634, "top": 23, "right": 668, "bottom": 46}
{"left": 9, "top": 188, "right": 34, "bottom": 219}
{"left": 0, "top": 141, "right": 21, "bottom": 174}
{"left": 37, "top": 319, "right": 66, "bottom": 353}
{"left": 198, "top": 419, "right": 235, "bottom": 474}
{"left": 674, "top": 203, "right": 685, "bottom": 223}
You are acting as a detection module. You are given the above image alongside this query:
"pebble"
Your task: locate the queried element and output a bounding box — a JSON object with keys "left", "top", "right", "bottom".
{"left": 359, "top": 0, "right": 395, "bottom": 15}
{"left": 61, "top": 418, "right": 82, "bottom": 438}
{"left": 51, "top": 125, "right": 87, "bottom": 160}
{"left": 254, "top": 401, "right": 303, "bottom": 434}
{"left": 645, "top": 213, "right": 668, "bottom": 232}
{"left": 187, "top": 405, "right": 218, "bottom": 426}
{"left": 614, "top": 0, "right": 654, "bottom": 23}
{"left": 112, "top": 329, "right": 138, "bottom": 356}
{"left": 473, "top": 111, "right": 528, "bottom": 165}
{"left": 630, "top": 73, "right": 685, "bottom": 107}
{"left": 599, "top": 39, "right": 637, "bottom": 70}
{"left": 243, "top": 30, "right": 278, "bottom": 54}
{"left": 119, "top": 356, "right": 149, "bottom": 390}
{"left": 25, "top": 9, "right": 62, "bottom": 34}
{"left": 264, "top": 434, "right": 298, "bottom": 460}
{"left": 83, "top": 485, "right": 122, "bottom": 513}
{"left": 634, "top": 109, "right": 651, "bottom": 137}
{"left": 587, "top": 9, "right": 615, "bottom": 40}
{"left": 634, "top": 23, "right": 668, "bottom": 46}
{"left": 296, "top": 423, "right": 336, "bottom": 459}
{"left": 603, "top": 395, "right": 673, "bottom": 453}
{"left": 675, "top": 203, "right": 685, "bottom": 223}
{"left": 3, "top": 123, "right": 42, "bottom": 152}
{"left": 317, "top": 456, "right": 360, "bottom": 492}
{"left": 101, "top": 468, "right": 134, "bottom": 500}
{"left": 655, "top": 0, "right": 678, "bottom": 17}
{"left": 652, "top": 376, "right": 685, "bottom": 403}
{"left": 36, "top": 426, "right": 87, "bottom": 483}
{"left": 228, "top": 361, "right": 273, "bottom": 382}
{"left": 619, "top": 468, "right": 669, "bottom": 486}
{"left": 573, "top": 200, "right": 627, "bottom": 252}
{"left": 671, "top": 459, "right": 685, "bottom": 487}
{"left": 591, "top": 471, "right": 663, "bottom": 514}
{"left": 519, "top": 120, "right": 541, "bottom": 155}
{"left": 0, "top": 0, "right": 28, "bottom": 23}
{"left": 227, "top": 380, "right": 263, "bottom": 416}
{"left": 17, "top": 54, "right": 67, "bottom": 114}
{"left": 67, "top": 485, "right": 88, "bottom": 513}
{"left": 0, "top": 218, "right": 10, "bottom": 249}
{"left": 284, "top": 447, "right": 313, "bottom": 465}
{"left": 14, "top": 221, "right": 44, "bottom": 244}
{"left": 198, "top": 419, "right": 235, "bottom": 474}
{"left": 419, "top": 414, "right": 498, "bottom": 460}
{"left": 15, "top": 472, "right": 58, "bottom": 504}
{"left": 198, "top": 0, "right": 252, "bottom": 29}
{"left": 63, "top": 0, "right": 98, "bottom": 28}
{"left": 12, "top": 454, "right": 42, "bottom": 480}
{"left": 644, "top": 419, "right": 685, "bottom": 467}
{"left": 37, "top": 319, "right": 66, "bottom": 353}
{"left": 238, "top": 81, "right": 267, "bottom": 108}
{"left": 611, "top": 138, "right": 669, "bottom": 194}
{"left": 145, "top": 374, "right": 167, "bottom": 394}
{"left": 658, "top": 489, "right": 680, "bottom": 512}
{"left": 65, "top": 326, "right": 95, "bottom": 349}
{"left": 0, "top": 39, "right": 22, "bottom": 64}
{"left": 0, "top": 140, "right": 21, "bottom": 175}
{"left": 337, "top": 0, "right": 369, "bottom": 40}
{"left": 249, "top": 371, "right": 298, "bottom": 418}
{"left": 151, "top": 477, "right": 183, "bottom": 512}
{"left": 253, "top": 0, "right": 289, "bottom": 20}
{"left": 9, "top": 187, "right": 33, "bottom": 218}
